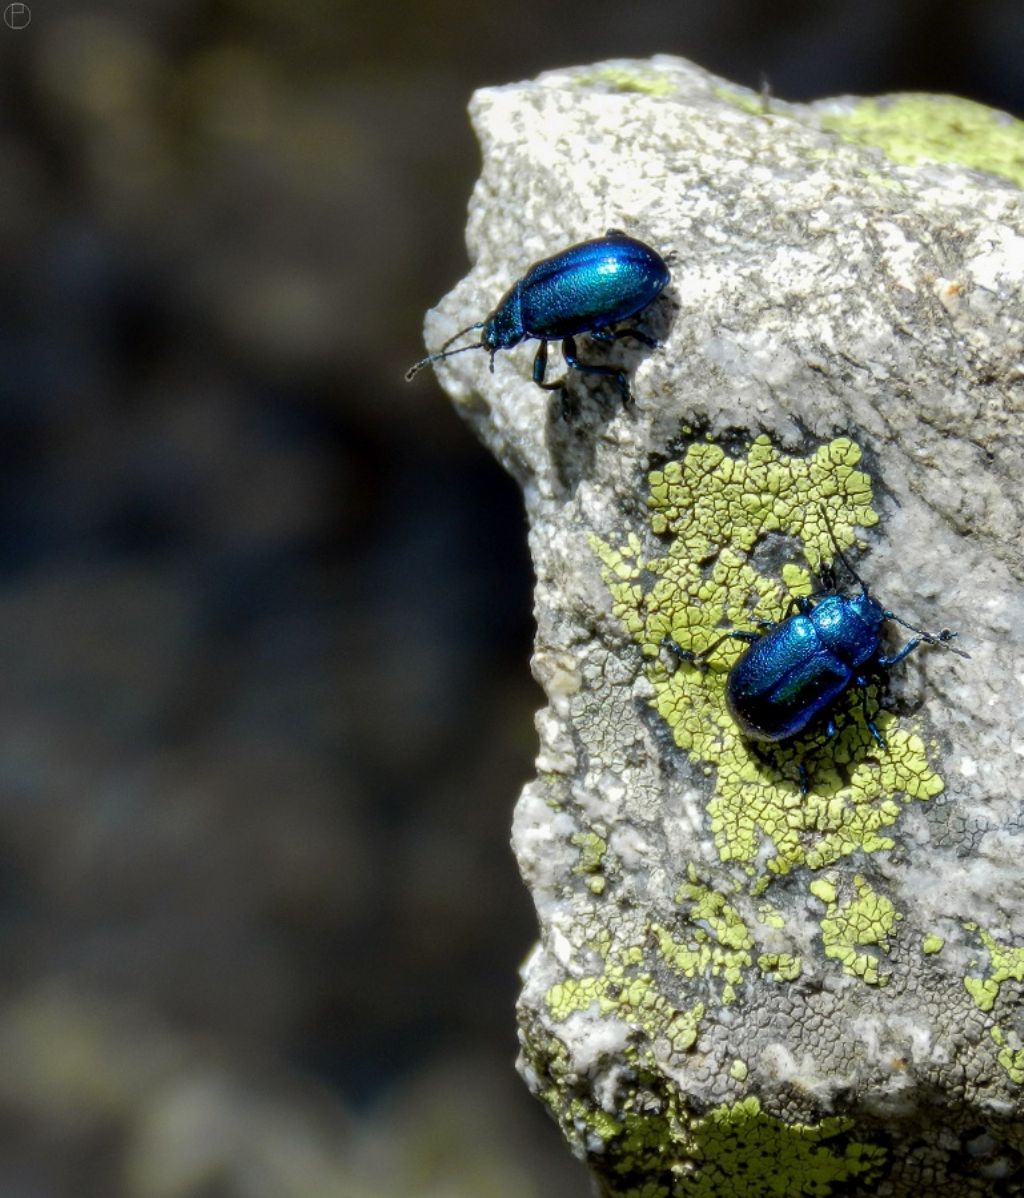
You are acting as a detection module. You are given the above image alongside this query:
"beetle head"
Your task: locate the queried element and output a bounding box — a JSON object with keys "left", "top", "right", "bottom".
{"left": 481, "top": 295, "right": 524, "bottom": 364}
{"left": 847, "top": 589, "right": 886, "bottom": 632}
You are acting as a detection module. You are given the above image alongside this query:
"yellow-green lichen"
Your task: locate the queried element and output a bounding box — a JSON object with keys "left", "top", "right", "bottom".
{"left": 819, "top": 94, "right": 1024, "bottom": 190}
{"left": 544, "top": 870, "right": 761, "bottom": 1050}
{"left": 665, "top": 1003, "right": 706, "bottom": 1053}
{"left": 991, "top": 1027, "right": 1024, "bottom": 1085}
{"left": 758, "top": 952, "right": 803, "bottom": 982}
{"left": 757, "top": 902, "right": 785, "bottom": 929}
{"left": 522, "top": 1025, "right": 886, "bottom": 1195}
{"left": 712, "top": 85, "right": 769, "bottom": 118}
{"left": 574, "top": 67, "right": 677, "bottom": 96}
{"left": 922, "top": 933, "right": 945, "bottom": 956}
{"left": 818, "top": 874, "right": 902, "bottom": 986}
{"left": 571, "top": 830, "right": 607, "bottom": 877}
{"left": 654, "top": 866, "right": 755, "bottom": 1005}
{"left": 569, "top": 1096, "right": 623, "bottom": 1142}
{"left": 608, "top": 1093, "right": 884, "bottom": 1197}
{"left": 964, "top": 926, "right": 1024, "bottom": 1013}
{"left": 544, "top": 941, "right": 707, "bottom": 1058}
{"left": 591, "top": 436, "right": 946, "bottom": 883}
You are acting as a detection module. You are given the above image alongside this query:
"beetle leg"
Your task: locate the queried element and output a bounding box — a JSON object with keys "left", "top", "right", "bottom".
{"left": 661, "top": 629, "right": 759, "bottom": 671}
{"left": 533, "top": 339, "right": 568, "bottom": 390}
{"left": 620, "top": 326, "right": 661, "bottom": 349}
{"left": 532, "top": 339, "right": 560, "bottom": 388}
{"left": 532, "top": 339, "right": 576, "bottom": 418}
{"left": 876, "top": 637, "right": 922, "bottom": 668}
{"left": 562, "top": 336, "right": 633, "bottom": 408}
{"left": 750, "top": 740, "right": 808, "bottom": 795}
{"left": 865, "top": 716, "right": 886, "bottom": 748}
{"left": 854, "top": 674, "right": 887, "bottom": 748}
{"left": 589, "top": 325, "right": 661, "bottom": 349}
{"left": 797, "top": 761, "right": 810, "bottom": 796}
{"left": 661, "top": 636, "right": 696, "bottom": 668}
{"left": 782, "top": 595, "right": 813, "bottom": 618}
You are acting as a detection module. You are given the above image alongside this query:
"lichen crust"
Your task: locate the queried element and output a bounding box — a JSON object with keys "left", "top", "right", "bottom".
{"left": 523, "top": 1019, "right": 886, "bottom": 1198}
{"left": 816, "top": 873, "right": 902, "bottom": 987}
{"left": 963, "top": 925, "right": 1024, "bottom": 1086}
{"left": 591, "top": 435, "right": 947, "bottom": 884}
{"left": 817, "top": 94, "right": 1024, "bottom": 190}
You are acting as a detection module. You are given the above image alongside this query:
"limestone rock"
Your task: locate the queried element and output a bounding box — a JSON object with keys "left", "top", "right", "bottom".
{"left": 418, "top": 56, "right": 1024, "bottom": 1197}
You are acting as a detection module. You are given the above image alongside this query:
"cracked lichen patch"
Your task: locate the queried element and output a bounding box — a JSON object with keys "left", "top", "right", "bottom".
{"left": 654, "top": 866, "right": 755, "bottom": 1005}
{"left": 572, "top": 831, "right": 608, "bottom": 895}
{"left": 591, "top": 436, "right": 947, "bottom": 882}
{"left": 560, "top": 1084, "right": 884, "bottom": 1197}
{"left": 991, "top": 1027, "right": 1024, "bottom": 1086}
{"left": 758, "top": 953, "right": 802, "bottom": 982}
{"left": 545, "top": 937, "right": 708, "bottom": 1057}
{"left": 818, "top": 94, "right": 1024, "bottom": 190}
{"left": 963, "top": 926, "right": 1024, "bottom": 1013}
{"left": 544, "top": 870, "right": 765, "bottom": 1054}
{"left": 670, "top": 1096, "right": 885, "bottom": 1197}
{"left": 818, "top": 874, "right": 902, "bottom": 986}
{"left": 522, "top": 1030, "right": 887, "bottom": 1195}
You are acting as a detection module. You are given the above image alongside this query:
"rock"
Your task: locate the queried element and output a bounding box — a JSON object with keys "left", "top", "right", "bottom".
{"left": 417, "top": 55, "right": 1024, "bottom": 1198}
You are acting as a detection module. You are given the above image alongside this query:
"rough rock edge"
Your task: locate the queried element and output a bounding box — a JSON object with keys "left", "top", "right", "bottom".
{"left": 420, "top": 56, "right": 1024, "bottom": 1198}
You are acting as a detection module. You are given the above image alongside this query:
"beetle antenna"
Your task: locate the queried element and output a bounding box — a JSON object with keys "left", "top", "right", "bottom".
{"left": 405, "top": 322, "right": 486, "bottom": 381}
{"left": 405, "top": 340, "right": 487, "bottom": 381}
{"left": 885, "top": 613, "right": 972, "bottom": 659}
{"left": 439, "top": 321, "right": 485, "bottom": 353}
{"left": 820, "top": 508, "right": 868, "bottom": 595}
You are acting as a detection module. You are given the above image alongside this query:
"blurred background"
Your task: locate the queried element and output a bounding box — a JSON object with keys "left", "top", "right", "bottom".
{"left": 0, "top": 2, "right": 1019, "bottom": 1194}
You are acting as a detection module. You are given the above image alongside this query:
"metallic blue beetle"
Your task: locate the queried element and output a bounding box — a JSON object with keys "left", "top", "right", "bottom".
{"left": 664, "top": 526, "right": 967, "bottom": 790}
{"left": 406, "top": 230, "right": 671, "bottom": 411}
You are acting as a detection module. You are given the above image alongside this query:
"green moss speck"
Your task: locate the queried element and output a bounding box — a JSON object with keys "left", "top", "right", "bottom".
{"left": 591, "top": 436, "right": 946, "bottom": 884}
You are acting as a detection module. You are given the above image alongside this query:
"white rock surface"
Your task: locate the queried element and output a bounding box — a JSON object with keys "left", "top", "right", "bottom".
{"left": 420, "top": 56, "right": 1024, "bottom": 1197}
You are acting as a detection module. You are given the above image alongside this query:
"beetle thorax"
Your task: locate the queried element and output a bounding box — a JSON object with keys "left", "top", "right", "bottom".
{"left": 812, "top": 591, "right": 885, "bottom": 667}
{"left": 482, "top": 283, "right": 524, "bottom": 352}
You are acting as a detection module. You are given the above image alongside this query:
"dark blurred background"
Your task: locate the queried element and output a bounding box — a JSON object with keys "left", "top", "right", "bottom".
{"left": 0, "top": 2, "right": 1019, "bottom": 1194}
